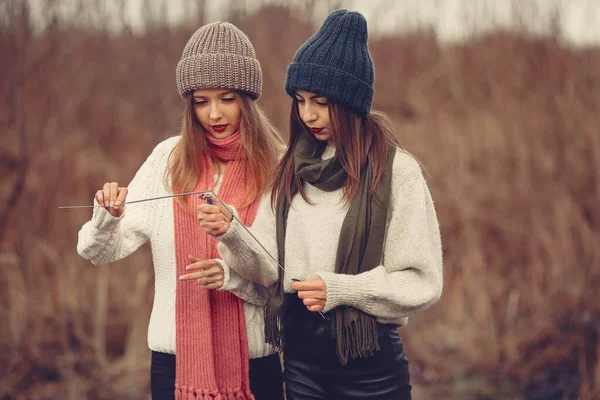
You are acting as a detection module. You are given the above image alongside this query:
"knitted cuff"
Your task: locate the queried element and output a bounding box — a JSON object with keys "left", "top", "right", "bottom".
{"left": 210, "top": 205, "right": 239, "bottom": 240}
{"left": 91, "top": 198, "right": 124, "bottom": 230}
{"left": 314, "top": 271, "right": 358, "bottom": 313}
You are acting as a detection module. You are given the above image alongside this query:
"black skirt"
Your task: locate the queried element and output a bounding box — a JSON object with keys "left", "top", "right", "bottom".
{"left": 283, "top": 293, "right": 412, "bottom": 400}
{"left": 150, "top": 350, "right": 283, "bottom": 400}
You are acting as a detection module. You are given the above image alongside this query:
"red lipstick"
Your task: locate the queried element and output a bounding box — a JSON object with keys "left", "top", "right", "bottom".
{"left": 212, "top": 124, "right": 228, "bottom": 133}
{"left": 310, "top": 127, "right": 324, "bottom": 134}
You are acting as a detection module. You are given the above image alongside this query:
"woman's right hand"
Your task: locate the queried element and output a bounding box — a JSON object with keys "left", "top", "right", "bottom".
{"left": 95, "top": 182, "right": 128, "bottom": 217}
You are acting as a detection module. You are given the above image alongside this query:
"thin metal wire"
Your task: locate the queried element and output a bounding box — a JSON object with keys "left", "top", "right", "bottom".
{"left": 57, "top": 190, "right": 212, "bottom": 209}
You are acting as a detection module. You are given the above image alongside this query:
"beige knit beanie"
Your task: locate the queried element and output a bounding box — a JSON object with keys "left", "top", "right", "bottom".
{"left": 176, "top": 22, "right": 262, "bottom": 99}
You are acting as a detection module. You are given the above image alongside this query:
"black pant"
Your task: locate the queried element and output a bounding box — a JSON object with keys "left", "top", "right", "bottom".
{"left": 283, "top": 294, "right": 412, "bottom": 400}
{"left": 150, "top": 351, "right": 284, "bottom": 400}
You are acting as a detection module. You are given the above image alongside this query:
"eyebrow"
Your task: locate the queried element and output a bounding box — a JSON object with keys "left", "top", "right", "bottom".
{"left": 294, "top": 92, "right": 326, "bottom": 100}
{"left": 193, "top": 91, "right": 234, "bottom": 99}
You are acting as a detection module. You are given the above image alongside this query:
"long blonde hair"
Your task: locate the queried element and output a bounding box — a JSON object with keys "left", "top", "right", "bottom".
{"left": 166, "top": 92, "right": 284, "bottom": 210}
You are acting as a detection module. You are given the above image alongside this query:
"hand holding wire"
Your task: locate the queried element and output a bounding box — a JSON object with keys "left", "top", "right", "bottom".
{"left": 197, "top": 194, "right": 231, "bottom": 237}
{"left": 292, "top": 275, "right": 328, "bottom": 313}
{"left": 95, "top": 182, "right": 128, "bottom": 217}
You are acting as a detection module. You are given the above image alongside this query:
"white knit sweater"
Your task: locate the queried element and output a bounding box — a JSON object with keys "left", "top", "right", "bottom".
{"left": 77, "top": 136, "right": 274, "bottom": 359}
{"left": 217, "top": 146, "right": 443, "bottom": 325}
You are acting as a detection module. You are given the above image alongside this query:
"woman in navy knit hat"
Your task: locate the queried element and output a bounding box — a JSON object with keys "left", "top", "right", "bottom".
{"left": 198, "top": 9, "right": 443, "bottom": 399}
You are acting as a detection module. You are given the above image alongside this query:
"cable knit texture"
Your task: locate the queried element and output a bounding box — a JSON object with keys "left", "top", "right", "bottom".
{"left": 76, "top": 136, "right": 274, "bottom": 371}
{"left": 218, "top": 146, "right": 443, "bottom": 326}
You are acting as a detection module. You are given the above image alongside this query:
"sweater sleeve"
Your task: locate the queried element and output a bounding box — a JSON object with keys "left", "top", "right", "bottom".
{"left": 76, "top": 139, "right": 172, "bottom": 265}
{"left": 316, "top": 158, "right": 443, "bottom": 319}
{"left": 217, "top": 259, "right": 270, "bottom": 306}
{"left": 216, "top": 193, "right": 280, "bottom": 288}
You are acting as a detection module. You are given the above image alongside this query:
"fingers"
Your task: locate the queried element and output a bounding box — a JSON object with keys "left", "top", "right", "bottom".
{"left": 291, "top": 279, "right": 325, "bottom": 292}
{"left": 197, "top": 203, "right": 222, "bottom": 215}
{"left": 98, "top": 182, "right": 127, "bottom": 217}
{"left": 109, "top": 182, "right": 118, "bottom": 207}
{"left": 114, "top": 187, "right": 128, "bottom": 208}
{"left": 197, "top": 212, "right": 228, "bottom": 225}
{"left": 302, "top": 299, "right": 325, "bottom": 311}
{"left": 206, "top": 196, "right": 233, "bottom": 221}
{"left": 297, "top": 288, "right": 326, "bottom": 312}
{"left": 185, "top": 255, "right": 219, "bottom": 269}
{"left": 95, "top": 190, "right": 104, "bottom": 206}
{"left": 293, "top": 275, "right": 327, "bottom": 313}
{"left": 102, "top": 182, "right": 111, "bottom": 207}
{"left": 197, "top": 204, "right": 231, "bottom": 236}
{"left": 188, "top": 255, "right": 201, "bottom": 264}
{"left": 202, "top": 280, "right": 224, "bottom": 290}
{"left": 200, "top": 221, "right": 230, "bottom": 236}
{"left": 179, "top": 258, "right": 224, "bottom": 289}
{"left": 296, "top": 290, "right": 325, "bottom": 300}
{"left": 301, "top": 298, "right": 323, "bottom": 306}
{"left": 301, "top": 297, "right": 325, "bottom": 312}
{"left": 307, "top": 304, "right": 324, "bottom": 312}
{"left": 179, "top": 268, "right": 223, "bottom": 282}
{"left": 197, "top": 205, "right": 228, "bottom": 224}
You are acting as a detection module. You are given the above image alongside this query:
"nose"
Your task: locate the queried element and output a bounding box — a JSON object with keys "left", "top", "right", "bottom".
{"left": 209, "top": 102, "right": 223, "bottom": 121}
{"left": 300, "top": 103, "right": 317, "bottom": 124}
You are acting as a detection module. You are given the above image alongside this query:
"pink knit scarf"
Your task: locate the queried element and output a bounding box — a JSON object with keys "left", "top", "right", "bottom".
{"left": 173, "top": 131, "right": 259, "bottom": 399}
{"left": 206, "top": 131, "right": 242, "bottom": 162}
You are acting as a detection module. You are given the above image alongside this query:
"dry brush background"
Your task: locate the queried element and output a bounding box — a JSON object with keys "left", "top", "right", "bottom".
{"left": 1, "top": 1, "right": 599, "bottom": 399}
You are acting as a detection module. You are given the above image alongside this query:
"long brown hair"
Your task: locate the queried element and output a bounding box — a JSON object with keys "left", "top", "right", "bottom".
{"left": 166, "top": 91, "right": 284, "bottom": 210}
{"left": 272, "top": 99, "right": 401, "bottom": 207}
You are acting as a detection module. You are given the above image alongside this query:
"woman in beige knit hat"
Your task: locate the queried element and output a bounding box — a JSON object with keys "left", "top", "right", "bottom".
{"left": 77, "top": 22, "right": 284, "bottom": 400}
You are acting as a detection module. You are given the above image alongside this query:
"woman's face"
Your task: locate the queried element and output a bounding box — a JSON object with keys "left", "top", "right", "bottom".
{"left": 294, "top": 90, "right": 333, "bottom": 146}
{"left": 192, "top": 88, "right": 241, "bottom": 139}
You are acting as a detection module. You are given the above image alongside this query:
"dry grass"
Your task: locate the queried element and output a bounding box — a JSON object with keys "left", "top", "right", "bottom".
{"left": 1, "top": 3, "right": 599, "bottom": 400}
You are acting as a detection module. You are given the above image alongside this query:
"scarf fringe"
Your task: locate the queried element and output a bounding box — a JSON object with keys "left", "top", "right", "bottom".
{"left": 264, "top": 311, "right": 284, "bottom": 352}
{"left": 175, "top": 385, "right": 254, "bottom": 400}
{"left": 334, "top": 313, "right": 381, "bottom": 365}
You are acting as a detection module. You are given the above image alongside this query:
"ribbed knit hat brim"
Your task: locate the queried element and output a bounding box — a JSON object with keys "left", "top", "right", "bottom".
{"left": 285, "top": 63, "right": 374, "bottom": 116}
{"left": 176, "top": 53, "right": 262, "bottom": 99}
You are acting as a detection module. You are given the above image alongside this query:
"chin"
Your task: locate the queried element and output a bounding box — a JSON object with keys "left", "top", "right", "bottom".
{"left": 210, "top": 131, "right": 233, "bottom": 139}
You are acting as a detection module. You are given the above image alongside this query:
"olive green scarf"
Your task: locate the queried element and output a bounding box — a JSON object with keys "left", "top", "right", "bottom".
{"left": 265, "top": 132, "right": 396, "bottom": 364}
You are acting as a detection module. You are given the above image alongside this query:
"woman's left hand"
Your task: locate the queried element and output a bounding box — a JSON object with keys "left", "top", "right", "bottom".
{"left": 292, "top": 276, "right": 327, "bottom": 312}
{"left": 178, "top": 255, "right": 224, "bottom": 289}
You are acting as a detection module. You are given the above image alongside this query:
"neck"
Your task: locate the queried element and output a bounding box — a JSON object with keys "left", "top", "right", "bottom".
{"left": 213, "top": 159, "right": 226, "bottom": 175}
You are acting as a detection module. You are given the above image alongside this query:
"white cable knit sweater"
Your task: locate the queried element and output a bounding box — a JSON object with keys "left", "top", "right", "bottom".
{"left": 217, "top": 146, "right": 443, "bottom": 325}
{"left": 77, "top": 136, "right": 274, "bottom": 359}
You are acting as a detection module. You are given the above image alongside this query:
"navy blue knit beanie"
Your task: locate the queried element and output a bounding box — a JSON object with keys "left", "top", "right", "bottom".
{"left": 285, "top": 9, "right": 375, "bottom": 116}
